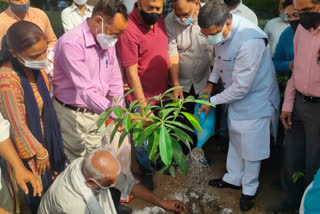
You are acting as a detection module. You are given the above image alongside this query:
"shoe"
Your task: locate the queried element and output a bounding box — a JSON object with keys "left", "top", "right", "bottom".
{"left": 140, "top": 175, "right": 154, "bottom": 191}
{"left": 119, "top": 204, "right": 132, "bottom": 214}
{"left": 208, "top": 178, "right": 241, "bottom": 190}
{"left": 265, "top": 199, "right": 299, "bottom": 213}
{"left": 240, "top": 194, "right": 255, "bottom": 211}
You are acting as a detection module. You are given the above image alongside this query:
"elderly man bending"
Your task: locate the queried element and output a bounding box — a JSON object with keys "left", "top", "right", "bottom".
{"left": 37, "top": 149, "right": 184, "bottom": 214}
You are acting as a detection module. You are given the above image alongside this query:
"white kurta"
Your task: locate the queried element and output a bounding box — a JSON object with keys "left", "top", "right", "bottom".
{"left": 210, "top": 39, "right": 273, "bottom": 161}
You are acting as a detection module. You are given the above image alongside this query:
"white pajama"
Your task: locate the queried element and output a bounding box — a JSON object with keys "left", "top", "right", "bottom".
{"left": 222, "top": 116, "right": 271, "bottom": 196}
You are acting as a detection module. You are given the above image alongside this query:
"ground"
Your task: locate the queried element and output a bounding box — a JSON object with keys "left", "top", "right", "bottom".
{"left": 128, "top": 137, "right": 285, "bottom": 214}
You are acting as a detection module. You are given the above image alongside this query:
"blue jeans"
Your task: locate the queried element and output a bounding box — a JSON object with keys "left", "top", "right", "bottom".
{"left": 135, "top": 141, "right": 154, "bottom": 175}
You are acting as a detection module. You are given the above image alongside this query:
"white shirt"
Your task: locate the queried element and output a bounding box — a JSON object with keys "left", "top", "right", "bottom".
{"left": 61, "top": 3, "right": 93, "bottom": 32}
{"left": 209, "top": 39, "right": 265, "bottom": 105}
{"left": 230, "top": 3, "right": 258, "bottom": 26}
{"left": 264, "top": 17, "right": 288, "bottom": 56}
{"left": 0, "top": 113, "right": 10, "bottom": 190}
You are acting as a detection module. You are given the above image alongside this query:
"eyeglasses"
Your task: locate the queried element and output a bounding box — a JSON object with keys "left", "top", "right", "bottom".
{"left": 91, "top": 179, "right": 115, "bottom": 193}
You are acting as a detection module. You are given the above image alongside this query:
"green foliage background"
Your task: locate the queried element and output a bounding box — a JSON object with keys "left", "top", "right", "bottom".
{"left": 0, "top": 0, "right": 288, "bottom": 92}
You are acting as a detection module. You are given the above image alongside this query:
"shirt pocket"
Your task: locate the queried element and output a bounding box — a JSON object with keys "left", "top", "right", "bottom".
{"left": 177, "top": 31, "right": 192, "bottom": 52}
{"left": 220, "top": 58, "right": 235, "bottom": 74}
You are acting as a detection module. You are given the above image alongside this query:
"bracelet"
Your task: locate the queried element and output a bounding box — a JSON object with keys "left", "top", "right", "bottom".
{"left": 36, "top": 150, "right": 48, "bottom": 160}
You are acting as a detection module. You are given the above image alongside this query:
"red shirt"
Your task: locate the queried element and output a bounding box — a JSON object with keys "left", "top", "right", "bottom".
{"left": 116, "top": 5, "right": 169, "bottom": 103}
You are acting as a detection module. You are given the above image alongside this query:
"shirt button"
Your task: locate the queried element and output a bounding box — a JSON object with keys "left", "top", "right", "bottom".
{"left": 218, "top": 56, "right": 221, "bottom": 59}
{"left": 222, "top": 42, "right": 225, "bottom": 45}
{"left": 220, "top": 70, "right": 223, "bottom": 73}
{"left": 223, "top": 82, "right": 226, "bottom": 86}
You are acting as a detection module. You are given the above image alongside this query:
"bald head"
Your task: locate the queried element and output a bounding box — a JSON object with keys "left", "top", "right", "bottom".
{"left": 82, "top": 149, "right": 120, "bottom": 183}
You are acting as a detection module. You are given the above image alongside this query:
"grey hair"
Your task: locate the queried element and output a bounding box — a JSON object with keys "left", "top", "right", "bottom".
{"left": 198, "top": 1, "right": 232, "bottom": 28}
{"left": 82, "top": 148, "right": 121, "bottom": 181}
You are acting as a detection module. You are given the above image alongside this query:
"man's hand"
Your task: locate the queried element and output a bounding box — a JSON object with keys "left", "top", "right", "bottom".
{"left": 172, "top": 85, "right": 184, "bottom": 100}
{"left": 199, "top": 82, "right": 214, "bottom": 96}
{"left": 289, "top": 60, "right": 294, "bottom": 71}
{"left": 123, "top": 83, "right": 130, "bottom": 92}
{"left": 198, "top": 104, "right": 211, "bottom": 117}
{"left": 15, "top": 167, "right": 42, "bottom": 197}
{"left": 160, "top": 200, "right": 185, "bottom": 213}
{"left": 280, "top": 111, "right": 292, "bottom": 129}
{"left": 35, "top": 147, "right": 50, "bottom": 175}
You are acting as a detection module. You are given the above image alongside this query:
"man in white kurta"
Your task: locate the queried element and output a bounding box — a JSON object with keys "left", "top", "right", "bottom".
{"left": 38, "top": 149, "right": 184, "bottom": 214}
{"left": 198, "top": 2, "right": 280, "bottom": 211}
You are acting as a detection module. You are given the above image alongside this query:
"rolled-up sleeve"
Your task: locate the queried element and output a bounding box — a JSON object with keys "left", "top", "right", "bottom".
{"left": 59, "top": 42, "right": 113, "bottom": 114}
{"left": 210, "top": 39, "right": 265, "bottom": 105}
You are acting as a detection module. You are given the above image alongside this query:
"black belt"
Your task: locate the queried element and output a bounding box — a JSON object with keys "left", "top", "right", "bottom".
{"left": 55, "top": 98, "right": 95, "bottom": 114}
{"left": 297, "top": 91, "right": 320, "bottom": 103}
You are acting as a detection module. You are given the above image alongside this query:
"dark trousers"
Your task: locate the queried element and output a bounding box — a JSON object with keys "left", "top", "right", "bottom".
{"left": 282, "top": 92, "right": 320, "bottom": 205}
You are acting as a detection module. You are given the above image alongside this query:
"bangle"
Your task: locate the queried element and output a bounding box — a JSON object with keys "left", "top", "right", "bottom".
{"left": 36, "top": 150, "right": 48, "bottom": 160}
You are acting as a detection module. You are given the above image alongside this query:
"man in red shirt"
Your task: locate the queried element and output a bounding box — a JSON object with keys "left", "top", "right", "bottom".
{"left": 116, "top": 0, "right": 169, "bottom": 190}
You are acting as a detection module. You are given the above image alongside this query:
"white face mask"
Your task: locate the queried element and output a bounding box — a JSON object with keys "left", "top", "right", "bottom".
{"left": 207, "top": 24, "right": 226, "bottom": 46}
{"left": 96, "top": 18, "right": 118, "bottom": 50}
{"left": 18, "top": 54, "right": 47, "bottom": 70}
{"left": 74, "top": 0, "right": 87, "bottom": 6}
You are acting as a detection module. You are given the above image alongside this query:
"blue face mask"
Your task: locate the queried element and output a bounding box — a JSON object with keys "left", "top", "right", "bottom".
{"left": 10, "top": 1, "right": 30, "bottom": 13}
{"left": 207, "top": 24, "right": 226, "bottom": 46}
{"left": 175, "top": 4, "right": 196, "bottom": 26}
{"left": 176, "top": 15, "right": 195, "bottom": 26}
{"left": 280, "top": 11, "right": 288, "bottom": 22}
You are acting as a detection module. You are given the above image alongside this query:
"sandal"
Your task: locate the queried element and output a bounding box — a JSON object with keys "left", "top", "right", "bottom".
{"left": 208, "top": 178, "right": 241, "bottom": 190}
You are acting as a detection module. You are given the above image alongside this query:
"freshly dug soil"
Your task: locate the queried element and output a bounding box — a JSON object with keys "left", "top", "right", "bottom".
{"left": 128, "top": 138, "right": 285, "bottom": 214}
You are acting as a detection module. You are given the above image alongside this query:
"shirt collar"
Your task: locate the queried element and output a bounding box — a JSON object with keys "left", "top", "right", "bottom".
{"left": 5, "top": 6, "right": 34, "bottom": 21}
{"left": 70, "top": 3, "right": 93, "bottom": 13}
{"left": 82, "top": 20, "right": 97, "bottom": 48}
{"left": 130, "top": 3, "right": 144, "bottom": 25}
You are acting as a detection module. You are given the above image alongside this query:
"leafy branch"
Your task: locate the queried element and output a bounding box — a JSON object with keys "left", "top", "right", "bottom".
{"left": 97, "top": 86, "right": 215, "bottom": 176}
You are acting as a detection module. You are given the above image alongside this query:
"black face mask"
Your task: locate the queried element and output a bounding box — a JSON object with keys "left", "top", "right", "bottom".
{"left": 140, "top": 7, "right": 161, "bottom": 25}
{"left": 299, "top": 12, "right": 320, "bottom": 30}
{"left": 289, "top": 20, "right": 300, "bottom": 32}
